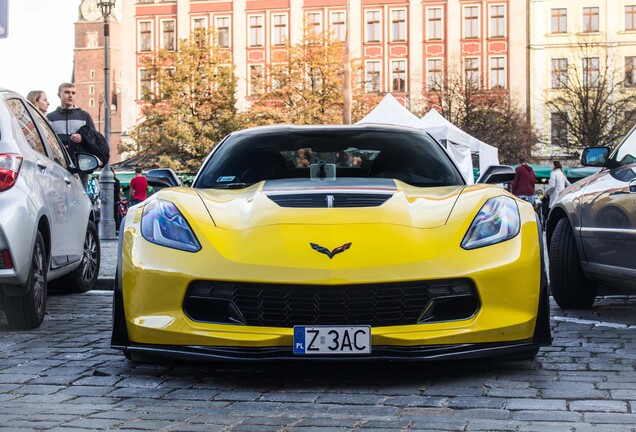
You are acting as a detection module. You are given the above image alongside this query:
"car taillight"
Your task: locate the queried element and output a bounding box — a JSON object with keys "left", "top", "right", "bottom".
{"left": 0, "top": 154, "right": 23, "bottom": 192}
{"left": 1, "top": 249, "right": 13, "bottom": 269}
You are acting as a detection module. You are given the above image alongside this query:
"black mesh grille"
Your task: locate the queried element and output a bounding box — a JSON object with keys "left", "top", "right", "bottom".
{"left": 183, "top": 279, "right": 479, "bottom": 327}
{"left": 266, "top": 193, "right": 393, "bottom": 208}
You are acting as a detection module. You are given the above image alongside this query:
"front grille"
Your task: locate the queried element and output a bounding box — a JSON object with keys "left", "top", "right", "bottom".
{"left": 183, "top": 279, "right": 479, "bottom": 327}
{"left": 266, "top": 192, "right": 393, "bottom": 208}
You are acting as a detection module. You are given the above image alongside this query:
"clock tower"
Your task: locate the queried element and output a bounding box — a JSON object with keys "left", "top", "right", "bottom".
{"left": 73, "top": 0, "right": 122, "bottom": 163}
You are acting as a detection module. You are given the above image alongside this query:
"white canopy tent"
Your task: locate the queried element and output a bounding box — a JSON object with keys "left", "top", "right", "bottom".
{"left": 356, "top": 93, "right": 427, "bottom": 129}
{"left": 420, "top": 109, "right": 499, "bottom": 176}
{"left": 357, "top": 94, "right": 479, "bottom": 183}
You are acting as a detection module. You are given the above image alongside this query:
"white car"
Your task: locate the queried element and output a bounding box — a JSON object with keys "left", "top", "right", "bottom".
{"left": 0, "top": 88, "right": 101, "bottom": 329}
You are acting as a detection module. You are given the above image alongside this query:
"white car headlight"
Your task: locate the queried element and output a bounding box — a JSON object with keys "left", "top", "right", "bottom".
{"left": 141, "top": 199, "right": 201, "bottom": 252}
{"left": 461, "top": 196, "right": 520, "bottom": 250}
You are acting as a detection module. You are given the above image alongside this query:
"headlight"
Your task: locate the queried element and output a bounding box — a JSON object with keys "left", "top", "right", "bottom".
{"left": 461, "top": 196, "right": 520, "bottom": 250}
{"left": 141, "top": 199, "right": 201, "bottom": 252}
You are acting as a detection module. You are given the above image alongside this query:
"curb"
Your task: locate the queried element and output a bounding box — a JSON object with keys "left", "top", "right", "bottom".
{"left": 95, "top": 278, "right": 115, "bottom": 291}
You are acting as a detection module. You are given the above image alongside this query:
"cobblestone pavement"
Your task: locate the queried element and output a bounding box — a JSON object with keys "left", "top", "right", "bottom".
{"left": 0, "top": 291, "right": 635, "bottom": 431}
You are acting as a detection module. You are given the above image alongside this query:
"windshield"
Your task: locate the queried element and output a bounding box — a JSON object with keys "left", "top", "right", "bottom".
{"left": 194, "top": 127, "right": 465, "bottom": 189}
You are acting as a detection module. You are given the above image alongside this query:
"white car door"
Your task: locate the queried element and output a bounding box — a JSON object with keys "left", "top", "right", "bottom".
{"left": 31, "top": 108, "right": 91, "bottom": 266}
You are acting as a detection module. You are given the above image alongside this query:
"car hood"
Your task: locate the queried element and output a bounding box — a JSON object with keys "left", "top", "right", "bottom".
{"left": 194, "top": 179, "right": 466, "bottom": 230}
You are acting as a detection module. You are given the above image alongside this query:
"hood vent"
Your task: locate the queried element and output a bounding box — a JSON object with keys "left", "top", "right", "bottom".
{"left": 266, "top": 192, "right": 394, "bottom": 208}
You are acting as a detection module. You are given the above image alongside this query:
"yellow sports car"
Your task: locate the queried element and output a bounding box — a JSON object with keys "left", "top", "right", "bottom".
{"left": 111, "top": 125, "right": 551, "bottom": 361}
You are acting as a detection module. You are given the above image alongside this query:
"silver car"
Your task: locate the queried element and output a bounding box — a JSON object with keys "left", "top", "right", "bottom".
{"left": 0, "top": 88, "right": 101, "bottom": 329}
{"left": 547, "top": 125, "right": 636, "bottom": 309}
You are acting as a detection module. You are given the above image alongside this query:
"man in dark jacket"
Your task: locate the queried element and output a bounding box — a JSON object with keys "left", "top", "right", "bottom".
{"left": 511, "top": 158, "right": 536, "bottom": 205}
{"left": 47, "top": 83, "right": 96, "bottom": 160}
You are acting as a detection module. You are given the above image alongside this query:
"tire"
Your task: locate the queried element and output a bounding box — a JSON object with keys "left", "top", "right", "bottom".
{"left": 4, "top": 231, "right": 47, "bottom": 329}
{"left": 57, "top": 221, "right": 100, "bottom": 293}
{"left": 549, "top": 218, "right": 597, "bottom": 309}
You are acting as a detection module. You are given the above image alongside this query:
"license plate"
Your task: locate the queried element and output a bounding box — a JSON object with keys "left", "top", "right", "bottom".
{"left": 293, "top": 326, "right": 371, "bottom": 355}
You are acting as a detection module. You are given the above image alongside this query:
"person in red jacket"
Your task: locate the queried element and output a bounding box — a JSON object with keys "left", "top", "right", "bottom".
{"left": 129, "top": 167, "right": 149, "bottom": 206}
{"left": 511, "top": 158, "right": 536, "bottom": 205}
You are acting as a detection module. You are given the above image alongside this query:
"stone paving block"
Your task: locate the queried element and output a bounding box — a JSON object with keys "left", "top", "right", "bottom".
{"left": 511, "top": 410, "right": 583, "bottom": 422}
{"left": 451, "top": 408, "right": 510, "bottom": 420}
{"left": 381, "top": 395, "right": 448, "bottom": 408}
{"left": 315, "top": 393, "right": 387, "bottom": 405}
{"left": 583, "top": 412, "right": 636, "bottom": 424}
{"left": 569, "top": 400, "right": 628, "bottom": 413}
{"left": 107, "top": 387, "right": 172, "bottom": 399}
{"left": 447, "top": 396, "right": 504, "bottom": 409}
{"left": 259, "top": 391, "right": 318, "bottom": 403}
{"left": 504, "top": 398, "right": 567, "bottom": 411}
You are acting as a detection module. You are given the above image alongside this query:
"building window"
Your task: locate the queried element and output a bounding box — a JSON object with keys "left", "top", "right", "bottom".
{"left": 162, "top": 20, "right": 176, "bottom": 50}
{"left": 490, "top": 5, "right": 505, "bottom": 37}
{"left": 391, "top": 9, "right": 406, "bottom": 42}
{"left": 89, "top": 98, "right": 95, "bottom": 108}
{"left": 89, "top": 85, "right": 95, "bottom": 95}
{"left": 551, "top": 113, "right": 568, "bottom": 147}
{"left": 551, "top": 8, "right": 567, "bottom": 33}
{"left": 249, "top": 64, "right": 264, "bottom": 96}
{"left": 331, "top": 11, "right": 346, "bottom": 42}
{"left": 366, "top": 10, "right": 381, "bottom": 42}
{"left": 90, "top": 69, "right": 95, "bottom": 79}
{"left": 139, "top": 68, "right": 151, "bottom": 98}
{"left": 366, "top": 61, "right": 381, "bottom": 93}
{"left": 626, "top": 6, "right": 636, "bottom": 31}
{"left": 583, "top": 7, "right": 599, "bottom": 32}
{"left": 427, "top": 8, "right": 442, "bottom": 40}
{"left": 86, "top": 32, "right": 98, "bottom": 48}
{"left": 427, "top": 59, "right": 443, "bottom": 91}
{"left": 391, "top": 60, "right": 406, "bottom": 92}
{"left": 307, "top": 12, "right": 322, "bottom": 38}
{"left": 465, "top": 58, "right": 480, "bottom": 89}
{"left": 583, "top": 57, "right": 599, "bottom": 87}
{"left": 139, "top": 21, "right": 152, "bottom": 52}
{"left": 216, "top": 17, "right": 230, "bottom": 48}
{"left": 464, "top": 6, "right": 479, "bottom": 39}
{"left": 490, "top": 57, "right": 505, "bottom": 88}
{"left": 249, "top": 15, "right": 263, "bottom": 47}
{"left": 625, "top": 56, "right": 636, "bottom": 87}
{"left": 551, "top": 58, "right": 568, "bottom": 88}
{"left": 272, "top": 14, "right": 287, "bottom": 46}
{"left": 193, "top": 18, "right": 206, "bottom": 29}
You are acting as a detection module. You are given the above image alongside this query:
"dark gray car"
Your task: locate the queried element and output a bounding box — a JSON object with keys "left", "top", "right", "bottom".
{"left": 546, "top": 126, "right": 636, "bottom": 309}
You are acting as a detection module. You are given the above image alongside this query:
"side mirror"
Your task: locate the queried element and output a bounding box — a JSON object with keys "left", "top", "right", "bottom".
{"left": 75, "top": 152, "right": 100, "bottom": 173}
{"left": 476, "top": 165, "right": 516, "bottom": 184}
{"left": 146, "top": 168, "right": 181, "bottom": 188}
{"left": 581, "top": 147, "right": 609, "bottom": 167}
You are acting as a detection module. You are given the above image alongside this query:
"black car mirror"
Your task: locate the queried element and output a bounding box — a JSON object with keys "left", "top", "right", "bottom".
{"left": 146, "top": 168, "right": 181, "bottom": 188}
{"left": 476, "top": 165, "right": 515, "bottom": 184}
{"left": 581, "top": 147, "right": 609, "bottom": 167}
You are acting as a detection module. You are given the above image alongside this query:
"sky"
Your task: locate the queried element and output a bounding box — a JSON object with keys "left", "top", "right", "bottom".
{"left": 0, "top": 0, "right": 78, "bottom": 105}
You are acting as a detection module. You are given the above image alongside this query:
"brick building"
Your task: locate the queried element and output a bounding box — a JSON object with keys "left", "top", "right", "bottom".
{"left": 73, "top": 0, "right": 528, "bottom": 156}
{"left": 74, "top": 0, "right": 123, "bottom": 162}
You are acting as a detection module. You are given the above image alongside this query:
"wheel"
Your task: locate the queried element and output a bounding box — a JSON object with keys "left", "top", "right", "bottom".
{"left": 56, "top": 221, "right": 100, "bottom": 293}
{"left": 549, "top": 218, "right": 597, "bottom": 309}
{"left": 4, "top": 231, "right": 47, "bottom": 329}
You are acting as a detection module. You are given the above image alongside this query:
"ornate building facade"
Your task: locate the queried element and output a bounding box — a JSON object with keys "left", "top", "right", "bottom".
{"left": 530, "top": 0, "right": 636, "bottom": 155}
{"left": 108, "top": 0, "right": 528, "bottom": 142}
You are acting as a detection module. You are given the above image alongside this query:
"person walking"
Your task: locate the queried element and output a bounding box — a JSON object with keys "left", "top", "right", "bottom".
{"left": 46, "top": 83, "right": 96, "bottom": 161}
{"left": 545, "top": 160, "right": 571, "bottom": 209}
{"left": 511, "top": 158, "right": 536, "bottom": 205}
{"left": 129, "top": 167, "right": 149, "bottom": 206}
{"left": 26, "top": 90, "right": 50, "bottom": 116}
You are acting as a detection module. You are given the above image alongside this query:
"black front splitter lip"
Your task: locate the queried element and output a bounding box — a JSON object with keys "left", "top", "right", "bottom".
{"left": 113, "top": 340, "right": 540, "bottom": 362}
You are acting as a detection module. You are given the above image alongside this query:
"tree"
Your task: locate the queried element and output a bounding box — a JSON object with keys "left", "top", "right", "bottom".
{"left": 545, "top": 39, "right": 636, "bottom": 156}
{"left": 125, "top": 29, "right": 245, "bottom": 171}
{"left": 422, "top": 63, "right": 538, "bottom": 164}
{"left": 248, "top": 28, "right": 380, "bottom": 126}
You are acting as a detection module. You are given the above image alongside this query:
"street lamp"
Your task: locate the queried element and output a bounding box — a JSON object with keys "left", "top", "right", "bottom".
{"left": 98, "top": 0, "right": 116, "bottom": 239}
